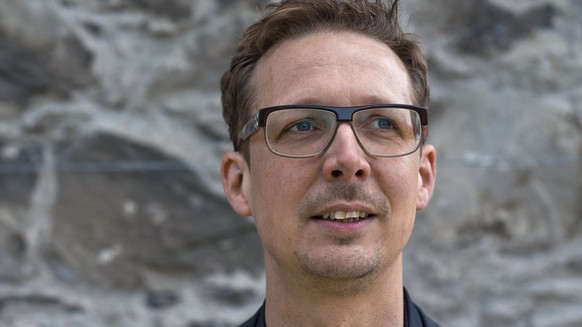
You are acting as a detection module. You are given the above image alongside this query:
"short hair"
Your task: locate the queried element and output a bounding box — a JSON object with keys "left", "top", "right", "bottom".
{"left": 221, "top": 0, "right": 429, "bottom": 157}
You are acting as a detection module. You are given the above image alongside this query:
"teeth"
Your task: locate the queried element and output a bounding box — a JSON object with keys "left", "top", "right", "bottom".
{"left": 320, "top": 211, "right": 369, "bottom": 220}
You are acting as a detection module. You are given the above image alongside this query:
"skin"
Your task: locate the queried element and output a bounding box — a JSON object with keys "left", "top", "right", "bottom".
{"left": 222, "top": 31, "right": 436, "bottom": 327}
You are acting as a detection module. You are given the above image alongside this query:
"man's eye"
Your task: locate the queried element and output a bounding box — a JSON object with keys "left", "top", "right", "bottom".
{"left": 372, "top": 117, "right": 395, "bottom": 129}
{"left": 290, "top": 120, "right": 314, "bottom": 132}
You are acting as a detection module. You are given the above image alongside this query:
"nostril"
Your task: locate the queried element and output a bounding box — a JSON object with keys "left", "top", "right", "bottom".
{"left": 331, "top": 170, "right": 342, "bottom": 177}
{"left": 355, "top": 169, "right": 364, "bottom": 177}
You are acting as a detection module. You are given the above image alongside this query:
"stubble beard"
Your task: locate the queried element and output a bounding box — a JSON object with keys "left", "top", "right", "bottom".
{"left": 295, "top": 243, "right": 382, "bottom": 280}
{"left": 294, "top": 184, "right": 389, "bottom": 294}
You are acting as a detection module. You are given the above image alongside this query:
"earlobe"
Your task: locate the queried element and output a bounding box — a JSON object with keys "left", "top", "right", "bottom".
{"left": 221, "top": 152, "right": 253, "bottom": 217}
{"left": 416, "top": 144, "right": 437, "bottom": 211}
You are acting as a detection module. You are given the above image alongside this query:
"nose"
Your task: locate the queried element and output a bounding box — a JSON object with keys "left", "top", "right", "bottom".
{"left": 322, "top": 123, "right": 371, "bottom": 182}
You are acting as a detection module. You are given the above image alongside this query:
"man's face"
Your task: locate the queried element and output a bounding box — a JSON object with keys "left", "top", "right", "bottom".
{"left": 222, "top": 31, "right": 436, "bottom": 283}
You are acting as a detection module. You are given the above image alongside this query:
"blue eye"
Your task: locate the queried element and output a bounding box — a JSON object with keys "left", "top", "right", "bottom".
{"left": 373, "top": 118, "right": 395, "bottom": 129}
{"left": 291, "top": 120, "right": 313, "bottom": 132}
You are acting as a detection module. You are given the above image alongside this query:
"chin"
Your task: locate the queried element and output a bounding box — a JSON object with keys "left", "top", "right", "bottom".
{"left": 295, "top": 247, "right": 382, "bottom": 281}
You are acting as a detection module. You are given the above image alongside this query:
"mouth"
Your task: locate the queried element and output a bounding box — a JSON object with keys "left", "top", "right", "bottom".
{"left": 312, "top": 211, "right": 371, "bottom": 223}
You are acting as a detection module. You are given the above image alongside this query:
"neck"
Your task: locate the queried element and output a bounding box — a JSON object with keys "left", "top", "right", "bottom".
{"left": 265, "top": 256, "right": 405, "bottom": 327}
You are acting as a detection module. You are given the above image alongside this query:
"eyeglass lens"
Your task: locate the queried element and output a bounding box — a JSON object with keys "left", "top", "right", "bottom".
{"left": 265, "top": 107, "right": 421, "bottom": 157}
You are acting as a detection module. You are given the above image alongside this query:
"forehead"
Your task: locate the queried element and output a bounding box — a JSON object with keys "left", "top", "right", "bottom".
{"left": 252, "top": 31, "right": 412, "bottom": 109}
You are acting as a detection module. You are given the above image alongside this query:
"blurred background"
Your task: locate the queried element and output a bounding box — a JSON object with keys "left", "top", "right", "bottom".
{"left": 0, "top": 0, "right": 580, "bottom": 326}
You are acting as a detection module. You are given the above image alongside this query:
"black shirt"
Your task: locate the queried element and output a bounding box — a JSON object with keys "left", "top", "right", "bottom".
{"left": 238, "top": 288, "right": 440, "bottom": 327}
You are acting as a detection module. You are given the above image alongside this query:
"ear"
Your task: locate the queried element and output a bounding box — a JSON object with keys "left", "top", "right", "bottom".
{"left": 416, "top": 144, "right": 437, "bottom": 211}
{"left": 221, "top": 151, "right": 253, "bottom": 217}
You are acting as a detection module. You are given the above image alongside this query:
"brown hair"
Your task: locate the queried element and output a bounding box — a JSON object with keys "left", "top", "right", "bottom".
{"left": 221, "top": 0, "right": 429, "bottom": 157}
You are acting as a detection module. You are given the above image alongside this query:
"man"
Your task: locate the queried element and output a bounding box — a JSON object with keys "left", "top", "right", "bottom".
{"left": 220, "top": 0, "right": 438, "bottom": 326}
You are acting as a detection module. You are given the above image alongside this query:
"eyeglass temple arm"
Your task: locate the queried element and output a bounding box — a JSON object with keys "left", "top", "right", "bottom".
{"left": 421, "top": 125, "right": 429, "bottom": 143}
{"left": 238, "top": 112, "right": 260, "bottom": 141}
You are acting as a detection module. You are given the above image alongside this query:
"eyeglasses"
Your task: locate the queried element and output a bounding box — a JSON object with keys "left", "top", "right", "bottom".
{"left": 238, "top": 104, "right": 428, "bottom": 158}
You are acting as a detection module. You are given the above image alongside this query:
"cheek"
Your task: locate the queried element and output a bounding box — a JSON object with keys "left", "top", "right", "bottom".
{"left": 376, "top": 161, "right": 418, "bottom": 244}
{"left": 377, "top": 159, "right": 419, "bottom": 197}
{"left": 248, "top": 157, "right": 317, "bottom": 257}
{"left": 253, "top": 142, "right": 316, "bottom": 193}
{"left": 375, "top": 158, "right": 420, "bottom": 228}
{"left": 248, "top": 150, "right": 315, "bottom": 222}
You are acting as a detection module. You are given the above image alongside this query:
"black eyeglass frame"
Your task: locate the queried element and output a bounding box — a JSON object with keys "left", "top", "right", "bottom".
{"left": 238, "top": 104, "right": 429, "bottom": 158}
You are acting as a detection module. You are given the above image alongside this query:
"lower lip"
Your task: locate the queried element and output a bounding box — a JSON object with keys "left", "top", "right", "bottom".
{"left": 311, "top": 217, "right": 374, "bottom": 235}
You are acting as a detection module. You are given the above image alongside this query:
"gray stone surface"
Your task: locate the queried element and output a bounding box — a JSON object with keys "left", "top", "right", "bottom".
{"left": 0, "top": 0, "right": 580, "bottom": 326}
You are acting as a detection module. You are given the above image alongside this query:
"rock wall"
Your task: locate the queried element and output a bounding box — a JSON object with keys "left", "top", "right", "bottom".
{"left": 0, "top": 0, "right": 580, "bottom": 326}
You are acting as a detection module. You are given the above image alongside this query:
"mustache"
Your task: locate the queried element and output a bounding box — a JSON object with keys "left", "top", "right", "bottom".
{"left": 297, "top": 184, "right": 389, "bottom": 217}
